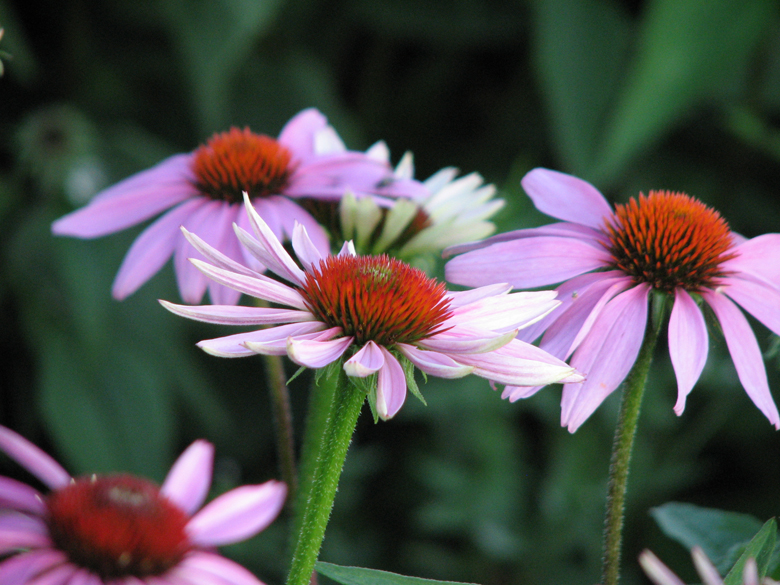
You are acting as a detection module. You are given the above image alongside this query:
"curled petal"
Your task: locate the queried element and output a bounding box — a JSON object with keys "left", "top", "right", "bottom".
{"left": 187, "top": 480, "right": 286, "bottom": 547}
{"left": 376, "top": 347, "right": 407, "bottom": 420}
{"left": 198, "top": 322, "right": 326, "bottom": 357}
{"left": 291, "top": 221, "right": 324, "bottom": 273}
{"left": 287, "top": 336, "right": 353, "bottom": 368}
{"left": 344, "top": 341, "right": 385, "bottom": 377}
{"left": 521, "top": 167, "right": 614, "bottom": 229}
{"left": 417, "top": 327, "right": 518, "bottom": 354}
{"left": 161, "top": 440, "right": 214, "bottom": 516}
{"left": 669, "top": 289, "right": 708, "bottom": 415}
{"left": 160, "top": 301, "right": 315, "bottom": 327}
{"left": 703, "top": 290, "right": 780, "bottom": 429}
{"left": 396, "top": 344, "right": 474, "bottom": 379}
{"left": 447, "top": 290, "right": 559, "bottom": 332}
{"left": 0, "top": 426, "right": 70, "bottom": 490}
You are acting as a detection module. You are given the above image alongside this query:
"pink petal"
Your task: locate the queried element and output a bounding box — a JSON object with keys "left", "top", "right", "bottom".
{"left": 19, "top": 562, "right": 76, "bottom": 585}
{"left": 501, "top": 384, "right": 545, "bottom": 402}
{"left": 445, "top": 236, "right": 611, "bottom": 289}
{"left": 51, "top": 154, "right": 196, "bottom": 238}
{"left": 271, "top": 196, "right": 330, "bottom": 257}
{"left": 187, "top": 480, "right": 286, "bottom": 547}
{"left": 0, "top": 426, "right": 70, "bottom": 490}
{"left": 445, "top": 283, "right": 513, "bottom": 308}
{"left": 240, "top": 193, "right": 306, "bottom": 286}
{"left": 722, "top": 276, "right": 780, "bottom": 335}
{"left": 376, "top": 347, "right": 407, "bottom": 420}
{"left": 286, "top": 336, "right": 353, "bottom": 368}
{"left": 446, "top": 290, "right": 560, "bottom": 333}
{"left": 277, "top": 108, "right": 328, "bottom": 161}
{"left": 161, "top": 440, "right": 214, "bottom": 516}
{"left": 722, "top": 233, "right": 780, "bottom": 290}
{"left": 344, "top": 341, "right": 385, "bottom": 377}
{"left": 0, "top": 549, "right": 68, "bottom": 585}
{"left": 0, "top": 513, "right": 52, "bottom": 552}
{"left": 179, "top": 552, "right": 266, "bottom": 585}
{"left": 521, "top": 167, "right": 614, "bottom": 229}
{"left": 417, "top": 327, "right": 519, "bottom": 354}
{"left": 702, "top": 290, "right": 780, "bottom": 429}
{"left": 180, "top": 227, "right": 263, "bottom": 279}
{"left": 691, "top": 547, "right": 725, "bottom": 585}
{"left": 396, "top": 344, "right": 474, "bottom": 379}
{"left": 453, "top": 338, "right": 582, "bottom": 387}
{"left": 0, "top": 477, "right": 47, "bottom": 515}
{"left": 159, "top": 301, "right": 315, "bottom": 327}
{"left": 639, "top": 550, "right": 686, "bottom": 585}
{"left": 188, "top": 258, "right": 307, "bottom": 310}
{"left": 174, "top": 199, "right": 227, "bottom": 304}
{"left": 669, "top": 289, "right": 709, "bottom": 415}
{"left": 198, "top": 322, "right": 327, "bottom": 358}
{"left": 562, "top": 284, "right": 650, "bottom": 433}
{"left": 111, "top": 198, "right": 207, "bottom": 300}
{"left": 291, "top": 222, "right": 324, "bottom": 273}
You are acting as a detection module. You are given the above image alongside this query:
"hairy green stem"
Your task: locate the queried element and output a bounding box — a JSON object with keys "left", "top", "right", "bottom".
{"left": 601, "top": 316, "right": 661, "bottom": 585}
{"left": 286, "top": 365, "right": 365, "bottom": 585}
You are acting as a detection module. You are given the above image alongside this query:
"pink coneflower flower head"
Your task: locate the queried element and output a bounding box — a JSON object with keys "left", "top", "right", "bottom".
{"left": 161, "top": 193, "right": 582, "bottom": 420}
{"left": 52, "top": 108, "right": 427, "bottom": 304}
{"left": 445, "top": 167, "right": 780, "bottom": 432}
{"left": 0, "top": 425, "right": 286, "bottom": 585}
{"left": 640, "top": 547, "right": 779, "bottom": 585}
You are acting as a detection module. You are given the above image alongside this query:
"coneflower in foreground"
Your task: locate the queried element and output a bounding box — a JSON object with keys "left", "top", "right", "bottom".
{"left": 0, "top": 425, "right": 286, "bottom": 585}
{"left": 446, "top": 167, "right": 780, "bottom": 432}
{"left": 161, "top": 193, "right": 583, "bottom": 420}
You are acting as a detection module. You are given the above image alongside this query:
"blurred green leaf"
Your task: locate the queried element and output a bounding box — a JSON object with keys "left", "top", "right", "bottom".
{"left": 723, "top": 518, "right": 776, "bottom": 585}
{"left": 316, "top": 562, "right": 480, "bottom": 585}
{"left": 531, "top": 0, "right": 631, "bottom": 175}
{"left": 651, "top": 502, "right": 764, "bottom": 574}
{"left": 595, "top": 0, "right": 776, "bottom": 181}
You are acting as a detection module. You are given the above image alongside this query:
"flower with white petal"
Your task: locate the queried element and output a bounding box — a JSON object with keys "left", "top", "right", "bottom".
{"left": 161, "top": 193, "right": 582, "bottom": 420}
{"left": 0, "top": 425, "right": 286, "bottom": 585}
{"left": 640, "top": 547, "right": 780, "bottom": 585}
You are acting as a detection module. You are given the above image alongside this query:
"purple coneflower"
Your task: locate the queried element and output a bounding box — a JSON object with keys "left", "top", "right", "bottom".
{"left": 161, "top": 193, "right": 583, "bottom": 420}
{"left": 52, "top": 109, "right": 427, "bottom": 304}
{"left": 640, "top": 547, "right": 779, "bottom": 585}
{"left": 0, "top": 425, "right": 286, "bottom": 585}
{"left": 445, "top": 167, "right": 780, "bottom": 432}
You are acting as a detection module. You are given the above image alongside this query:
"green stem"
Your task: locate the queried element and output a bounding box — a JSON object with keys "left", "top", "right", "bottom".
{"left": 601, "top": 314, "right": 661, "bottom": 585}
{"left": 286, "top": 365, "right": 365, "bottom": 585}
{"left": 263, "top": 353, "right": 298, "bottom": 507}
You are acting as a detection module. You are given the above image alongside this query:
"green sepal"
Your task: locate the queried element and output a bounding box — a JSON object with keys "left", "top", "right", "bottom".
{"left": 399, "top": 353, "right": 427, "bottom": 406}
{"left": 315, "top": 561, "right": 480, "bottom": 585}
{"left": 286, "top": 365, "right": 307, "bottom": 386}
{"left": 315, "top": 359, "right": 342, "bottom": 387}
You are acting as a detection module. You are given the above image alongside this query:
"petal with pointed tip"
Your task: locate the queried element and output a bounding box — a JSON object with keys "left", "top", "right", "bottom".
{"left": 0, "top": 426, "right": 70, "bottom": 489}
{"left": 669, "top": 289, "right": 708, "bottom": 415}
{"left": 159, "top": 301, "right": 315, "bottom": 326}
{"left": 344, "top": 341, "right": 385, "bottom": 377}
{"left": 161, "top": 440, "right": 214, "bottom": 516}
{"left": 287, "top": 336, "right": 353, "bottom": 368}
{"left": 396, "top": 344, "right": 474, "bottom": 379}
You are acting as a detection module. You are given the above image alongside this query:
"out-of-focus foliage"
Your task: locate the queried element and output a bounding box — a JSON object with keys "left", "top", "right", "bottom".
{"left": 1, "top": 0, "right": 780, "bottom": 584}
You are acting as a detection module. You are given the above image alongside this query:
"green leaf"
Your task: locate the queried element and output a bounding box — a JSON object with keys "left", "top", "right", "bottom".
{"left": 723, "top": 518, "right": 777, "bottom": 585}
{"left": 315, "top": 562, "right": 480, "bottom": 585}
{"left": 595, "top": 0, "right": 776, "bottom": 181}
{"left": 651, "top": 502, "right": 764, "bottom": 574}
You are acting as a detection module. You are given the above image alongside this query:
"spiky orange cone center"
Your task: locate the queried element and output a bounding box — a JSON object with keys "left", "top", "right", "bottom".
{"left": 604, "top": 191, "right": 736, "bottom": 293}
{"left": 300, "top": 255, "right": 452, "bottom": 346}
{"left": 191, "top": 127, "right": 294, "bottom": 203}
{"left": 46, "top": 474, "right": 191, "bottom": 579}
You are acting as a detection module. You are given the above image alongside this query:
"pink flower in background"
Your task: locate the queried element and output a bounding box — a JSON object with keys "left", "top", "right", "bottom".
{"left": 52, "top": 108, "right": 427, "bottom": 304}
{"left": 640, "top": 547, "right": 778, "bottom": 585}
{"left": 445, "top": 167, "right": 780, "bottom": 432}
{"left": 161, "top": 194, "right": 582, "bottom": 420}
{"left": 0, "top": 425, "right": 286, "bottom": 585}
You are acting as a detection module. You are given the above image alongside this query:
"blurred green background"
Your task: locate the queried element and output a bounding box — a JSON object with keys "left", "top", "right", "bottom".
{"left": 2, "top": 0, "right": 780, "bottom": 584}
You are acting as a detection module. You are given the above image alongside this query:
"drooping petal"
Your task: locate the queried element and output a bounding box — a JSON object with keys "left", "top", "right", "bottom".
{"left": 174, "top": 199, "right": 226, "bottom": 304}
{"left": 721, "top": 233, "right": 780, "bottom": 290}
{"left": 178, "top": 552, "right": 266, "bottom": 585}
{"left": 111, "top": 198, "right": 207, "bottom": 300}
{"left": 287, "top": 336, "right": 353, "bottom": 368}
{"left": 240, "top": 193, "right": 306, "bottom": 286}
{"left": 188, "top": 258, "right": 308, "bottom": 310}
{"left": 417, "top": 327, "right": 518, "bottom": 354}
{"left": 521, "top": 167, "right": 614, "bottom": 229}
{"left": 702, "top": 290, "right": 780, "bottom": 429}
{"left": 344, "top": 341, "right": 385, "bottom": 377}
{"left": 198, "top": 322, "right": 326, "bottom": 357}
{"left": 669, "top": 289, "right": 709, "bottom": 415}
{"left": 562, "top": 284, "right": 650, "bottom": 433}
{"left": 0, "top": 477, "right": 47, "bottom": 515}
{"left": 244, "top": 326, "right": 342, "bottom": 357}
{"left": 51, "top": 154, "right": 196, "bottom": 238}
{"left": 161, "top": 440, "right": 214, "bottom": 516}
{"left": 376, "top": 347, "right": 407, "bottom": 420}
{"left": 187, "top": 480, "right": 286, "bottom": 547}
{"left": 0, "top": 426, "right": 70, "bottom": 490}
{"left": 722, "top": 276, "right": 780, "bottom": 335}
{"left": 0, "top": 549, "right": 68, "bottom": 585}
{"left": 0, "top": 513, "right": 52, "bottom": 552}
{"left": 445, "top": 236, "right": 611, "bottom": 289}
{"left": 159, "top": 301, "right": 315, "bottom": 327}
{"left": 396, "top": 344, "right": 474, "bottom": 379}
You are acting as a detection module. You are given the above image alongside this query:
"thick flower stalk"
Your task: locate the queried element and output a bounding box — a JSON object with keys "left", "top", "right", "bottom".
{"left": 161, "top": 193, "right": 583, "bottom": 420}
{"left": 0, "top": 425, "right": 286, "bottom": 585}
{"left": 52, "top": 108, "right": 427, "bottom": 304}
{"left": 446, "top": 167, "right": 780, "bottom": 432}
